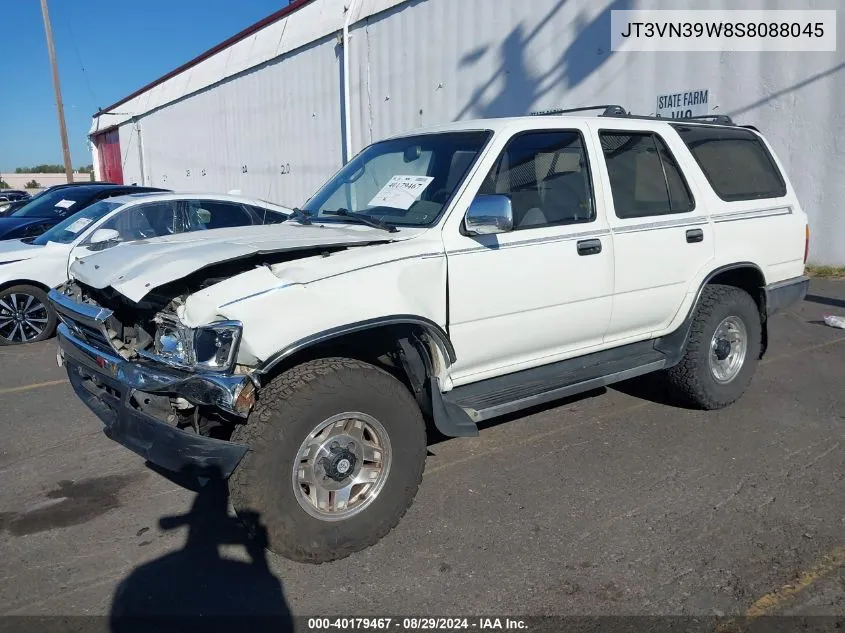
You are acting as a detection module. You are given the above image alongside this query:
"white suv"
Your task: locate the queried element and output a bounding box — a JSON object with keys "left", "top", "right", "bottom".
{"left": 50, "top": 106, "right": 809, "bottom": 563}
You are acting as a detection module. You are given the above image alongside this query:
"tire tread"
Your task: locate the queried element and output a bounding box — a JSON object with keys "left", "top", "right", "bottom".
{"left": 230, "top": 357, "right": 426, "bottom": 564}
{"left": 666, "top": 284, "right": 761, "bottom": 410}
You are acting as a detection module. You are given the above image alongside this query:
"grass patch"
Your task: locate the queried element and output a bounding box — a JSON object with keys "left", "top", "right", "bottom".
{"left": 806, "top": 265, "right": 845, "bottom": 279}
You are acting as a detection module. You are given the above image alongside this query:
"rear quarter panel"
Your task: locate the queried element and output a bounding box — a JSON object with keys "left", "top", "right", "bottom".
{"left": 661, "top": 127, "right": 807, "bottom": 335}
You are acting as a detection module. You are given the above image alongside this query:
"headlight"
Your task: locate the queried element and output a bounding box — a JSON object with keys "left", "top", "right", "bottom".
{"left": 153, "top": 316, "right": 242, "bottom": 372}
{"left": 0, "top": 204, "right": 10, "bottom": 213}
{"left": 193, "top": 322, "right": 242, "bottom": 371}
{"left": 154, "top": 318, "right": 194, "bottom": 367}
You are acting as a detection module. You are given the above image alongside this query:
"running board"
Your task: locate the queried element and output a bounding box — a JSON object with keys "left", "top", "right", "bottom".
{"left": 443, "top": 342, "right": 668, "bottom": 423}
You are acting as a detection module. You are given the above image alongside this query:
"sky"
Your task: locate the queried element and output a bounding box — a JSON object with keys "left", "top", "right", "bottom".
{"left": 0, "top": 0, "right": 295, "bottom": 172}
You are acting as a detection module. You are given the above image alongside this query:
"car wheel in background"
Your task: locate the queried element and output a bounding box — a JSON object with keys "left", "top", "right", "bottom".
{"left": 0, "top": 285, "right": 58, "bottom": 345}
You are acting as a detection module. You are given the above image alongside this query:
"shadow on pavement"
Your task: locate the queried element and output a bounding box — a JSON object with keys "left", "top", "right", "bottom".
{"left": 804, "top": 293, "right": 845, "bottom": 309}
{"left": 109, "top": 467, "right": 293, "bottom": 633}
{"left": 611, "top": 373, "right": 698, "bottom": 410}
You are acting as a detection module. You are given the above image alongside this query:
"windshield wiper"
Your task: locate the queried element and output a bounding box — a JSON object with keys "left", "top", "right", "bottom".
{"left": 323, "top": 208, "right": 399, "bottom": 233}
{"left": 287, "top": 207, "right": 313, "bottom": 225}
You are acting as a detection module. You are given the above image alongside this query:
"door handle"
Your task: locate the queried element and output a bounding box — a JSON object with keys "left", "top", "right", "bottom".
{"left": 686, "top": 228, "right": 704, "bottom": 243}
{"left": 577, "top": 238, "right": 602, "bottom": 256}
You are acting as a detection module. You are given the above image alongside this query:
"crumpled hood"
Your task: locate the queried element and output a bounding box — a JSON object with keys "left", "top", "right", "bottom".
{"left": 69, "top": 222, "right": 427, "bottom": 302}
{"left": 0, "top": 239, "right": 47, "bottom": 263}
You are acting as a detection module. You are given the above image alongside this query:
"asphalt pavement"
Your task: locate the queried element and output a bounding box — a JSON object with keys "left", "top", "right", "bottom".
{"left": 1, "top": 280, "right": 843, "bottom": 628}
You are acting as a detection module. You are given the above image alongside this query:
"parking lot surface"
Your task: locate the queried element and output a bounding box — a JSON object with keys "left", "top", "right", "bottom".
{"left": 1, "top": 280, "right": 843, "bottom": 624}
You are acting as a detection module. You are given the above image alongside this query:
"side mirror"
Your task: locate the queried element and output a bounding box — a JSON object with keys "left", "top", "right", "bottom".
{"left": 88, "top": 228, "right": 121, "bottom": 250}
{"left": 464, "top": 194, "right": 513, "bottom": 236}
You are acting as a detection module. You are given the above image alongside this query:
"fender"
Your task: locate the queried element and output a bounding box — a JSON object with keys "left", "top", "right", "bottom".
{"left": 255, "top": 315, "right": 476, "bottom": 438}
{"left": 655, "top": 261, "right": 767, "bottom": 366}
{"left": 255, "top": 314, "right": 457, "bottom": 376}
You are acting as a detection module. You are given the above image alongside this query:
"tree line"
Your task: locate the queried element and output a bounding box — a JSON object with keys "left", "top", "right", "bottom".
{"left": 14, "top": 164, "right": 94, "bottom": 174}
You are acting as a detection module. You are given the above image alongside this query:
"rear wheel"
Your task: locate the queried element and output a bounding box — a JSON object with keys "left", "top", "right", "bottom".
{"left": 666, "top": 284, "right": 762, "bottom": 410}
{"left": 229, "top": 358, "right": 427, "bottom": 563}
{"left": 0, "top": 285, "right": 57, "bottom": 345}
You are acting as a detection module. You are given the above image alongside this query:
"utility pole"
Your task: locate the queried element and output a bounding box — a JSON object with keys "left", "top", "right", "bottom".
{"left": 39, "top": 0, "right": 74, "bottom": 183}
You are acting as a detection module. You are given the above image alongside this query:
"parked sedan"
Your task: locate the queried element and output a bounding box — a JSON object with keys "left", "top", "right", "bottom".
{"left": 0, "top": 190, "right": 30, "bottom": 202}
{"left": 0, "top": 199, "right": 29, "bottom": 217}
{"left": 1, "top": 182, "right": 119, "bottom": 217}
{"left": 0, "top": 184, "right": 166, "bottom": 241}
{"left": 0, "top": 192, "right": 291, "bottom": 345}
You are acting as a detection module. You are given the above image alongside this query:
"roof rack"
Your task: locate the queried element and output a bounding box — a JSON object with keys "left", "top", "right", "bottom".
{"left": 530, "top": 105, "right": 628, "bottom": 117}
{"left": 529, "top": 104, "right": 735, "bottom": 126}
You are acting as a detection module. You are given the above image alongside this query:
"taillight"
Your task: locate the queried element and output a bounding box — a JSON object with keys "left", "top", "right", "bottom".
{"left": 804, "top": 224, "right": 810, "bottom": 264}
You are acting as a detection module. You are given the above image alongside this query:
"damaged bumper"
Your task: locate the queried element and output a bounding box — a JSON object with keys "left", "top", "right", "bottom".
{"left": 55, "top": 321, "right": 250, "bottom": 478}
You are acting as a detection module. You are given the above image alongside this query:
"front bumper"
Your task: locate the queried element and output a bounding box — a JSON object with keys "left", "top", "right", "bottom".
{"left": 766, "top": 275, "right": 810, "bottom": 316}
{"left": 57, "top": 324, "right": 249, "bottom": 478}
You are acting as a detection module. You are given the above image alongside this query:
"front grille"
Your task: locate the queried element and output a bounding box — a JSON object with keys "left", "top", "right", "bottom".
{"left": 60, "top": 314, "right": 116, "bottom": 355}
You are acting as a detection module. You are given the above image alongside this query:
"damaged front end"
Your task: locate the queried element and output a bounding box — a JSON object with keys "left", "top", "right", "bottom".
{"left": 48, "top": 281, "right": 257, "bottom": 478}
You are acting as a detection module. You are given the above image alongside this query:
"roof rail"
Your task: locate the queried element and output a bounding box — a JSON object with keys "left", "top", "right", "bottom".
{"left": 675, "top": 114, "right": 735, "bottom": 125}
{"left": 528, "top": 105, "right": 736, "bottom": 126}
{"left": 529, "top": 105, "right": 628, "bottom": 117}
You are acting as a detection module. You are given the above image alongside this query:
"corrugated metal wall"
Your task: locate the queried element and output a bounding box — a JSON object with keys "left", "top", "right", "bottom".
{"left": 96, "top": 0, "right": 845, "bottom": 264}
{"left": 134, "top": 35, "right": 343, "bottom": 203}
{"left": 118, "top": 123, "right": 142, "bottom": 185}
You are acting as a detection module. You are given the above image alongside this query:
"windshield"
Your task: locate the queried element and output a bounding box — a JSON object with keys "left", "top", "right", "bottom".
{"left": 32, "top": 201, "right": 122, "bottom": 245}
{"left": 301, "top": 131, "right": 491, "bottom": 227}
{"left": 11, "top": 188, "right": 95, "bottom": 218}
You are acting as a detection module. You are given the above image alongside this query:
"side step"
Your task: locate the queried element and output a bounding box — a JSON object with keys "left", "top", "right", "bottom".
{"left": 443, "top": 341, "right": 668, "bottom": 423}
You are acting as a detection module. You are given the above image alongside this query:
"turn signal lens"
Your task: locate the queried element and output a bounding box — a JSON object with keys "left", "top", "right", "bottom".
{"left": 233, "top": 380, "right": 256, "bottom": 416}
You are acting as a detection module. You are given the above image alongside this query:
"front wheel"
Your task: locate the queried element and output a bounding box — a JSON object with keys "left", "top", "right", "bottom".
{"left": 229, "top": 358, "right": 427, "bottom": 563}
{"left": 666, "top": 284, "right": 762, "bottom": 410}
{"left": 0, "top": 285, "right": 57, "bottom": 345}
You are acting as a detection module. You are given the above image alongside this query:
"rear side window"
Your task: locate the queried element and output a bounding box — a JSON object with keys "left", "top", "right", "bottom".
{"left": 599, "top": 131, "right": 694, "bottom": 219}
{"left": 184, "top": 200, "right": 253, "bottom": 230}
{"left": 671, "top": 125, "right": 786, "bottom": 201}
{"left": 251, "top": 205, "right": 287, "bottom": 224}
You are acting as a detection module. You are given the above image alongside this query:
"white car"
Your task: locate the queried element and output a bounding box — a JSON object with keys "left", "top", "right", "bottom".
{"left": 52, "top": 107, "right": 809, "bottom": 563}
{"left": 0, "top": 192, "right": 290, "bottom": 345}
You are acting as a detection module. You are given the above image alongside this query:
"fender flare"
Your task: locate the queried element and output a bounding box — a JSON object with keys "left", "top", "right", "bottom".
{"left": 255, "top": 314, "right": 457, "bottom": 376}
{"left": 656, "top": 261, "right": 767, "bottom": 365}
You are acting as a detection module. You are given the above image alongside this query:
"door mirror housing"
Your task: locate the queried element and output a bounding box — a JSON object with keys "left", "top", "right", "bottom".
{"left": 88, "top": 228, "right": 121, "bottom": 250}
{"left": 464, "top": 195, "right": 514, "bottom": 235}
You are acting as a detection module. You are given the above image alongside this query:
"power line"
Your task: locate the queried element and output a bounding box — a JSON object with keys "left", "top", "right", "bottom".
{"left": 62, "top": 7, "right": 99, "bottom": 109}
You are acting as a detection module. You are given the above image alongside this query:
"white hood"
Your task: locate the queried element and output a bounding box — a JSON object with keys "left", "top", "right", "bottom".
{"left": 69, "top": 222, "right": 426, "bottom": 302}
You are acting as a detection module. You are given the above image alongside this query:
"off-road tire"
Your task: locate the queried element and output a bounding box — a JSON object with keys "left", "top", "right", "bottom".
{"left": 229, "top": 357, "right": 427, "bottom": 564}
{"left": 0, "top": 284, "right": 57, "bottom": 346}
{"left": 666, "top": 284, "right": 762, "bottom": 410}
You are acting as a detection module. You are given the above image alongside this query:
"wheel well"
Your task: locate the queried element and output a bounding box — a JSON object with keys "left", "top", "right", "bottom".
{"left": 705, "top": 265, "right": 768, "bottom": 356}
{"left": 0, "top": 279, "right": 51, "bottom": 294}
{"left": 258, "top": 323, "right": 442, "bottom": 404}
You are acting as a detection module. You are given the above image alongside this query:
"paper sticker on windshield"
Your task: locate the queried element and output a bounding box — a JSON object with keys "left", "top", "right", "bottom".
{"left": 65, "top": 218, "right": 93, "bottom": 234}
{"left": 368, "top": 175, "right": 434, "bottom": 210}
{"left": 55, "top": 199, "right": 76, "bottom": 210}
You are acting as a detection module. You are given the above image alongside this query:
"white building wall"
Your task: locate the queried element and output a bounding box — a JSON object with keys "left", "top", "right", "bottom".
{"left": 94, "top": 0, "right": 845, "bottom": 265}
{"left": 118, "top": 123, "right": 143, "bottom": 186}
{"left": 136, "top": 35, "right": 343, "bottom": 204}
